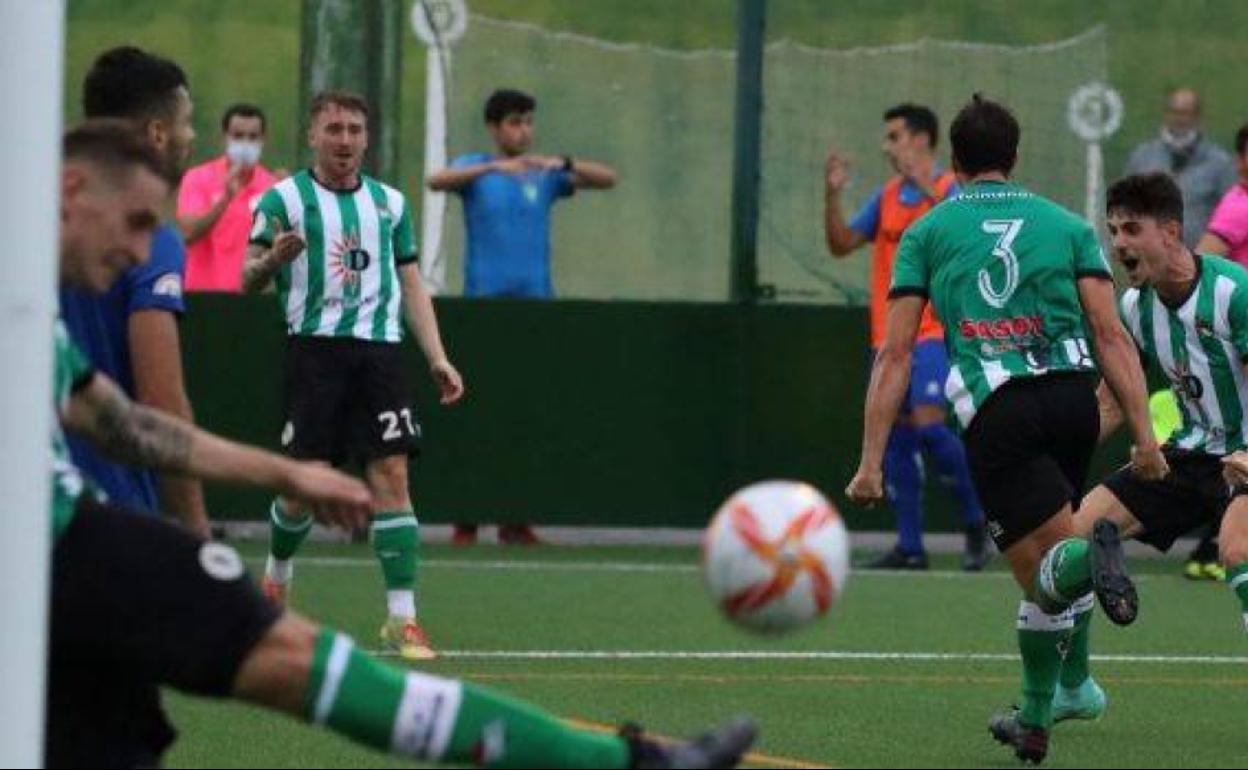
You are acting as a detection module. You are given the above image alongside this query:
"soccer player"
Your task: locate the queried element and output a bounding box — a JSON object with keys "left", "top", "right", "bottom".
{"left": 60, "top": 46, "right": 210, "bottom": 537}
{"left": 824, "top": 104, "right": 987, "bottom": 571}
{"left": 50, "top": 118, "right": 757, "bottom": 770}
{"left": 242, "top": 91, "right": 460, "bottom": 660}
{"left": 846, "top": 95, "right": 1168, "bottom": 763}
{"left": 1049, "top": 172, "right": 1248, "bottom": 721}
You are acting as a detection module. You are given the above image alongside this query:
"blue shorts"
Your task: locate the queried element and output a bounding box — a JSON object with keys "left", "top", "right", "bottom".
{"left": 872, "top": 339, "right": 951, "bottom": 414}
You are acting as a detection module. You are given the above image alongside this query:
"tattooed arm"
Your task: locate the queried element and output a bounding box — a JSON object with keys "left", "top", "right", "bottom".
{"left": 242, "top": 218, "right": 304, "bottom": 294}
{"left": 61, "top": 373, "right": 372, "bottom": 528}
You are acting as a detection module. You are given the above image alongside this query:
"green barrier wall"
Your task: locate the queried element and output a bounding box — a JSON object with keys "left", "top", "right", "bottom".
{"left": 184, "top": 295, "right": 1126, "bottom": 531}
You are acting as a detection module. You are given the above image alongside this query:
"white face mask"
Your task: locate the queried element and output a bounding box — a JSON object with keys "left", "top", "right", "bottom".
{"left": 226, "top": 139, "right": 263, "bottom": 167}
{"left": 1161, "top": 126, "right": 1199, "bottom": 153}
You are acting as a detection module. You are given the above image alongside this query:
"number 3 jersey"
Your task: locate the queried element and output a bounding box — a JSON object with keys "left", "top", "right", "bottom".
{"left": 250, "top": 170, "right": 419, "bottom": 343}
{"left": 890, "top": 180, "right": 1113, "bottom": 429}
{"left": 1119, "top": 254, "right": 1248, "bottom": 455}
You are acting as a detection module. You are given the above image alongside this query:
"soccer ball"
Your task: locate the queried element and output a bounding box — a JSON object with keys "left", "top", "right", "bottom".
{"left": 703, "top": 480, "right": 850, "bottom": 634}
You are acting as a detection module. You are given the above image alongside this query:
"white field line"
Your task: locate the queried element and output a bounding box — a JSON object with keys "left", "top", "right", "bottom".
{"left": 246, "top": 556, "right": 1168, "bottom": 581}
{"left": 372, "top": 649, "right": 1248, "bottom": 665}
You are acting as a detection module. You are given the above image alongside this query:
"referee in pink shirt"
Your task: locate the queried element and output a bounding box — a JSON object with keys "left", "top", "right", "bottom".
{"left": 177, "top": 104, "right": 280, "bottom": 292}
{"left": 1199, "top": 123, "right": 1248, "bottom": 267}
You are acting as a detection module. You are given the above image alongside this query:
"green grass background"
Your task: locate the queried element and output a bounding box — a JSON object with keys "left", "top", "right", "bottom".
{"left": 160, "top": 542, "right": 1248, "bottom": 768}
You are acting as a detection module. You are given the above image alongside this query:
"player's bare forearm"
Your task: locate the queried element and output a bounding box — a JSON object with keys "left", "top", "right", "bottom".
{"left": 68, "top": 375, "right": 192, "bottom": 472}
{"left": 861, "top": 343, "right": 912, "bottom": 471}
{"left": 570, "top": 159, "right": 617, "bottom": 189}
{"left": 1095, "top": 380, "right": 1125, "bottom": 443}
{"left": 823, "top": 192, "right": 864, "bottom": 257}
{"left": 242, "top": 243, "right": 283, "bottom": 293}
{"left": 426, "top": 163, "right": 492, "bottom": 192}
{"left": 398, "top": 263, "right": 449, "bottom": 365}
{"left": 128, "top": 309, "right": 211, "bottom": 532}
{"left": 1080, "top": 278, "right": 1158, "bottom": 451}
{"left": 859, "top": 296, "right": 924, "bottom": 470}
{"left": 70, "top": 374, "right": 294, "bottom": 491}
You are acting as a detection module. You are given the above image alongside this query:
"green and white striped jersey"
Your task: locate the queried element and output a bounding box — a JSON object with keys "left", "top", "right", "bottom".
{"left": 1120, "top": 255, "right": 1248, "bottom": 455}
{"left": 891, "top": 181, "right": 1113, "bottom": 430}
{"left": 51, "top": 319, "right": 95, "bottom": 542}
{"left": 251, "top": 170, "right": 418, "bottom": 343}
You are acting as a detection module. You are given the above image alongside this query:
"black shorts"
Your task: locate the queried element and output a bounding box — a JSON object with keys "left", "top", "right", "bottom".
{"left": 282, "top": 335, "right": 422, "bottom": 465}
{"left": 963, "top": 372, "right": 1100, "bottom": 551}
{"left": 1102, "top": 448, "right": 1246, "bottom": 552}
{"left": 46, "top": 499, "right": 281, "bottom": 769}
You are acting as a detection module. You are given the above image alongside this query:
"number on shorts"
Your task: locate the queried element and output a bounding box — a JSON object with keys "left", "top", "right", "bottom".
{"left": 378, "top": 408, "right": 416, "bottom": 441}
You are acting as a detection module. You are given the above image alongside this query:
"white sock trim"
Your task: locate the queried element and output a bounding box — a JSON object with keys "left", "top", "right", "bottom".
{"left": 391, "top": 673, "right": 464, "bottom": 759}
{"left": 372, "top": 516, "right": 419, "bottom": 532}
{"left": 313, "top": 634, "right": 354, "bottom": 724}
{"left": 1071, "top": 592, "right": 1095, "bottom": 614}
{"left": 1017, "top": 600, "right": 1074, "bottom": 632}
{"left": 387, "top": 590, "right": 417, "bottom": 620}
{"left": 265, "top": 555, "right": 293, "bottom": 584}
{"left": 271, "top": 502, "right": 312, "bottom": 533}
{"left": 1228, "top": 572, "right": 1248, "bottom": 591}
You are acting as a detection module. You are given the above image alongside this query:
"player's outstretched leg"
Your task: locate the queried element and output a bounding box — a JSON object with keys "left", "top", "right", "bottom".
{"left": 235, "top": 615, "right": 758, "bottom": 768}
{"left": 1219, "top": 497, "right": 1248, "bottom": 634}
{"left": 263, "top": 498, "right": 312, "bottom": 604}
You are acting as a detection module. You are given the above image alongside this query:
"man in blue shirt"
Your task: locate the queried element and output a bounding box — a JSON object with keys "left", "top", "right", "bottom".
{"left": 428, "top": 88, "right": 616, "bottom": 543}
{"left": 429, "top": 88, "right": 617, "bottom": 298}
{"left": 59, "top": 47, "right": 210, "bottom": 537}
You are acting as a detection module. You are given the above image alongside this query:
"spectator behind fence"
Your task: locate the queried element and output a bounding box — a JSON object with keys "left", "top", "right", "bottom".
{"left": 1198, "top": 122, "right": 1248, "bottom": 267}
{"left": 177, "top": 103, "right": 280, "bottom": 292}
{"left": 1125, "top": 87, "right": 1236, "bottom": 248}
{"left": 426, "top": 87, "right": 617, "bottom": 546}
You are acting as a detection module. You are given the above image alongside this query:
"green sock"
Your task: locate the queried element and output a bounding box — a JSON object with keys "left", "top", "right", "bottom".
{"left": 1017, "top": 600, "right": 1072, "bottom": 729}
{"left": 305, "top": 629, "right": 631, "bottom": 768}
{"left": 270, "top": 499, "right": 312, "bottom": 560}
{"left": 1035, "top": 538, "right": 1091, "bottom": 609}
{"left": 1226, "top": 563, "right": 1248, "bottom": 632}
{"left": 1059, "top": 592, "right": 1095, "bottom": 689}
{"left": 372, "top": 511, "right": 419, "bottom": 591}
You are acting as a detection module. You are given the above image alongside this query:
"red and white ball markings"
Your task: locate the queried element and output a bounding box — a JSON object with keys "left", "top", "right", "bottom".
{"left": 703, "top": 481, "right": 851, "bottom": 634}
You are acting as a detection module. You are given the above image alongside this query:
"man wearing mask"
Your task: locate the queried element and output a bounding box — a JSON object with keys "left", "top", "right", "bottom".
{"left": 177, "top": 103, "right": 279, "bottom": 292}
{"left": 1125, "top": 87, "right": 1236, "bottom": 248}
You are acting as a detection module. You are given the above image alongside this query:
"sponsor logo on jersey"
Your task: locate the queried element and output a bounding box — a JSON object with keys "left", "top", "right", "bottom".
{"left": 958, "top": 316, "right": 1045, "bottom": 341}
{"left": 330, "top": 230, "right": 371, "bottom": 296}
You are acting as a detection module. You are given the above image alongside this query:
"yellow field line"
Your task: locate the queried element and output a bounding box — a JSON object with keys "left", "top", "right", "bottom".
{"left": 563, "top": 717, "right": 836, "bottom": 769}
